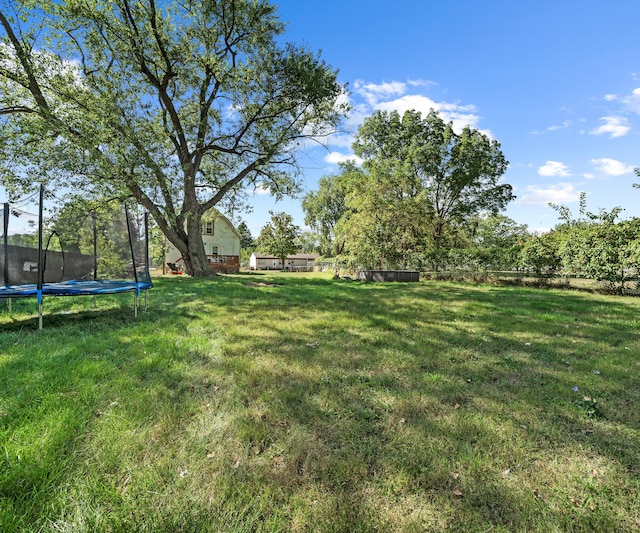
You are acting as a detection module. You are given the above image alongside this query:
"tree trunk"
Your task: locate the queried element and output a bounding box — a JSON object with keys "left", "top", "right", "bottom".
{"left": 181, "top": 214, "right": 214, "bottom": 277}
{"left": 432, "top": 218, "right": 445, "bottom": 272}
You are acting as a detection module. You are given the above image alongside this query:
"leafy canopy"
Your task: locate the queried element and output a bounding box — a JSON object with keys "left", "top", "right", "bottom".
{"left": 0, "top": 0, "right": 347, "bottom": 276}
{"left": 306, "top": 109, "right": 513, "bottom": 270}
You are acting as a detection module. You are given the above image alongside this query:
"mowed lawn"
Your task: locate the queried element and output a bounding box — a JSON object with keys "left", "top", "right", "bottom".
{"left": 1, "top": 272, "right": 639, "bottom": 532}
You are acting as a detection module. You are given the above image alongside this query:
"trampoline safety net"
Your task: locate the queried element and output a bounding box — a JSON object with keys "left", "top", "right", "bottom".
{"left": 1, "top": 189, "right": 152, "bottom": 326}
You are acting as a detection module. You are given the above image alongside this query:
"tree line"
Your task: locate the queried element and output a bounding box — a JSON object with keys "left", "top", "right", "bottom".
{"left": 301, "top": 110, "right": 640, "bottom": 290}
{"left": 519, "top": 195, "right": 640, "bottom": 291}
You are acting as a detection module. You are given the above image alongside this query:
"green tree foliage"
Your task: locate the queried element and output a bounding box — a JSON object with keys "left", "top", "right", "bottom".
{"left": 354, "top": 110, "right": 512, "bottom": 258}
{"left": 295, "top": 231, "right": 322, "bottom": 254}
{"left": 6, "top": 232, "right": 38, "bottom": 247}
{"left": 258, "top": 211, "right": 300, "bottom": 269}
{"left": 326, "top": 109, "right": 512, "bottom": 270}
{"left": 520, "top": 231, "right": 564, "bottom": 278}
{"left": 0, "top": 0, "right": 347, "bottom": 277}
{"left": 302, "top": 162, "right": 355, "bottom": 257}
{"left": 237, "top": 220, "right": 255, "bottom": 267}
{"left": 520, "top": 195, "right": 640, "bottom": 291}
{"left": 337, "top": 160, "right": 429, "bottom": 270}
{"left": 448, "top": 214, "right": 530, "bottom": 272}
{"left": 555, "top": 200, "right": 640, "bottom": 290}
{"left": 236, "top": 221, "right": 255, "bottom": 250}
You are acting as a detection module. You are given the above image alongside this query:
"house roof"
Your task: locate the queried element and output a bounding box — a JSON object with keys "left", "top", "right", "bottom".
{"left": 207, "top": 213, "right": 241, "bottom": 239}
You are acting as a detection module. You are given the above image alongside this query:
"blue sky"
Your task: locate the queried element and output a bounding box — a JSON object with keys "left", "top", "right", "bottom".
{"left": 245, "top": 0, "right": 640, "bottom": 237}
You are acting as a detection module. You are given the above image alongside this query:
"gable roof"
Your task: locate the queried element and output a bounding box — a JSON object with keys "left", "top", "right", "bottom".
{"left": 205, "top": 213, "right": 241, "bottom": 239}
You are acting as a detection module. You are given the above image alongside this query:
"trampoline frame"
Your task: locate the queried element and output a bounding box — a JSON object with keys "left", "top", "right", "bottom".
{"left": 1, "top": 186, "right": 152, "bottom": 329}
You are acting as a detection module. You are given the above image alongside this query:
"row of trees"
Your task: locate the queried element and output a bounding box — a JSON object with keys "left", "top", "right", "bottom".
{"left": 520, "top": 195, "right": 640, "bottom": 290}
{"left": 301, "top": 110, "right": 640, "bottom": 289}
{"left": 302, "top": 166, "right": 640, "bottom": 289}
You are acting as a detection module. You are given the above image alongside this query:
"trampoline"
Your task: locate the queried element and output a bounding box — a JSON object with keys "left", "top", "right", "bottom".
{"left": 1, "top": 186, "right": 152, "bottom": 328}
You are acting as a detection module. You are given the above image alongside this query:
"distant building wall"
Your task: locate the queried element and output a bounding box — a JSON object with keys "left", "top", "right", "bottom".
{"left": 249, "top": 253, "right": 319, "bottom": 271}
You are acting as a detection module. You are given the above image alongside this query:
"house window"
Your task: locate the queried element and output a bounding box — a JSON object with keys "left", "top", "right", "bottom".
{"left": 211, "top": 246, "right": 218, "bottom": 255}
{"left": 201, "top": 221, "right": 214, "bottom": 235}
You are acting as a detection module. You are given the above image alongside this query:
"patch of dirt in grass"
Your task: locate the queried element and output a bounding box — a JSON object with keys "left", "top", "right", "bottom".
{"left": 245, "top": 282, "right": 279, "bottom": 287}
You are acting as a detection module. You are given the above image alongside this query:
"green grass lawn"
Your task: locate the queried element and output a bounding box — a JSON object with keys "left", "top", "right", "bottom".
{"left": 1, "top": 272, "right": 639, "bottom": 532}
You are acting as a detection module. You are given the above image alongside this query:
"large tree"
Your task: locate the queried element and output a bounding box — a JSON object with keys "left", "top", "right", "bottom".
{"left": 352, "top": 109, "right": 513, "bottom": 268}
{"left": 0, "top": 0, "right": 347, "bottom": 276}
{"left": 336, "top": 156, "right": 430, "bottom": 270}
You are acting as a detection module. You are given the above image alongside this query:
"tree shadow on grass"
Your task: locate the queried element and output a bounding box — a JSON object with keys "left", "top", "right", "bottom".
{"left": 211, "top": 276, "right": 640, "bottom": 530}
{"left": 1, "top": 275, "right": 639, "bottom": 531}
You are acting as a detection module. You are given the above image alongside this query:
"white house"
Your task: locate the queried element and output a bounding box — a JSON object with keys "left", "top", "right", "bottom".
{"left": 249, "top": 252, "right": 318, "bottom": 271}
{"left": 165, "top": 214, "right": 241, "bottom": 273}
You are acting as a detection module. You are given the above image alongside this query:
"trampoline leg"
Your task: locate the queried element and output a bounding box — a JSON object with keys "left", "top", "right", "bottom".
{"left": 8, "top": 298, "right": 11, "bottom": 314}
{"left": 93, "top": 295, "right": 97, "bottom": 309}
{"left": 134, "top": 292, "right": 138, "bottom": 319}
{"left": 38, "top": 303, "right": 43, "bottom": 330}
{"left": 144, "top": 290, "right": 148, "bottom": 312}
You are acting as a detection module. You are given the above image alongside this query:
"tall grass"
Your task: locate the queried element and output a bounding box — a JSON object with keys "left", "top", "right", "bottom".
{"left": 1, "top": 273, "right": 639, "bottom": 531}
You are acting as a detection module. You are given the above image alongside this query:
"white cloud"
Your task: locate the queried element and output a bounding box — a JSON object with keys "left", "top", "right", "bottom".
{"left": 547, "top": 120, "right": 572, "bottom": 131}
{"left": 530, "top": 121, "right": 572, "bottom": 135}
{"left": 603, "top": 94, "right": 618, "bottom": 102}
{"left": 589, "top": 157, "right": 635, "bottom": 176}
{"left": 517, "top": 183, "right": 580, "bottom": 206}
{"left": 590, "top": 116, "right": 631, "bottom": 138}
{"left": 375, "top": 94, "right": 480, "bottom": 132}
{"left": 324, "top": 152, "right": 363, "bottom": 166}
{"left": 246, "top": 184, "right": 271, "bottom": 196}
{"left": 355, "top": 80, "right": 407, "bottom": 96}
{"left": 622, "top": 87, "right": 640, "bottom": 113}
{"left": 351, "top": 78, "right": 481, "bottom": 132}
{"left": 376, "top": 93, "right": 436, "bottom": 113}
{"left": 354, "top": 80, "right": 407, "bottom": 106}
{"left": 538, "top": 161, "right": 571, "bottom": 177}
{"left": 407, "top": 78, "right": 437, "bottom": 89}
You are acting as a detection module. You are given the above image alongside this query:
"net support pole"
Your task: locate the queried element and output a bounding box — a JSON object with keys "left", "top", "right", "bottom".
{"left": 2, "top": 204, "right": 8, "bottom": 317}
{"left": 124, "top": 204, "right": 140, "bottom": 319}
{"left": 37, "top": 185, "right": 44, "bottom": 331}
{"left": 92, "top": 212, "right": 97, "bottom": 309}
{"left": 124, "top": 204, "right": 139, "bottom": 285}
{"left": 143, "top": 212, "right": 149, "bottom": 313}
{"left": 3, "top": 203, "right": 9, "bottom": 286}
{"left": 144, "top": 212, "right": 149, "bottom": 275}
